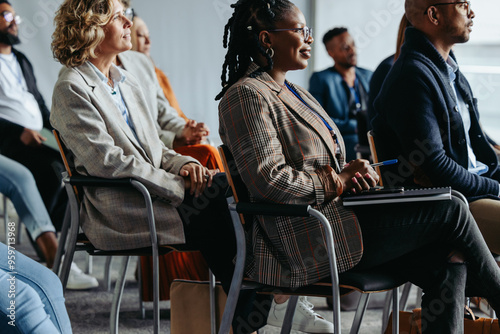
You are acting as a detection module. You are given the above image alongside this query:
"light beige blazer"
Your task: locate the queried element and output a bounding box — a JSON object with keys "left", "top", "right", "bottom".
{"left": 118, "top": 51, "right": 186, "bottom": 148}
{"left": 50, "top": 61, "right": 198, "bottom": 251}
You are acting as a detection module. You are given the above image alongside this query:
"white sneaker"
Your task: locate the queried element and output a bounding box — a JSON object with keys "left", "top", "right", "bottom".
{"left": 66, "top": 262, "right": 99, "bottom": 290}
{"left": 267, "top": 296, "right": 334, "bottom": 333}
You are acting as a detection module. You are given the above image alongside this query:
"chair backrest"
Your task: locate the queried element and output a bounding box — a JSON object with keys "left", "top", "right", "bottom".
{"left": 367, "top": 130, "right": 383, "bottom": 186}
{"left": 217, "top": 145, "right": 252, "bottom": 226}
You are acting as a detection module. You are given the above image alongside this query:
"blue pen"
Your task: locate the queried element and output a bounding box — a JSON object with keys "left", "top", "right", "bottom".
{"left": 371, "top": 159, "right": 398, "bottom": 167}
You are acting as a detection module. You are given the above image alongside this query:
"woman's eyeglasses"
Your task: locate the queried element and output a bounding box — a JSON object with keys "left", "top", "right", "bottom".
{"left": 423, "top": 1, "right": 471, "bottom": 16}
{"left": 268, "top": 26, "right": 313, "bottom": 43}
{"left": 1, "top": 11, "right": 22, "bottom": 25}
{"left": 124, "top": 8, "right": 135, "bottom": 22}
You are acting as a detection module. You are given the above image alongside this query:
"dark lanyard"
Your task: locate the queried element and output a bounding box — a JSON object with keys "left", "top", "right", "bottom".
{"left": 349, "top": 78, "right": 361, "bottom": 110}
{"left": 285, "top": 82, "right": 334, "bottom": 132}
{"left": 285, "top": 82, "right": 341, "bottom": 168}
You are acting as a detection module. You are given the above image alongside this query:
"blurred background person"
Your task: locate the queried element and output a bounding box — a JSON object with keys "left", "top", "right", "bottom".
{"left": 309, "top": 27, "right": 373, "bottom": 161}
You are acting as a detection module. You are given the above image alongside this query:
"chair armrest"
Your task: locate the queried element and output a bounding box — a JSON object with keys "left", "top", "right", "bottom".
{"left": 235, "top": 202, "right": 310, "bottom": 217}
{"left": 66, "top": 175, "right": 134, "bottom": 188}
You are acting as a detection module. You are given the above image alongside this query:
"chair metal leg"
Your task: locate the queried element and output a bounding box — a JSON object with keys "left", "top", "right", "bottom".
{"left": 104, "top": 256, "right": 113, "bottom": 291}
{"left": 60, "top": 182, "right": 81, "bottom": 290}
{"left": 84, "top": 253, "right": 93, "bottom": 274}
{"left": 280, "top": 295, "right": 298, "bottom": 334}
{"left": 415, "top": 287, "right": 422, "bottom": 309}
{"left": 17, "top": 222, "right": 23, "bottom": 244}
{"left": 399, "top": 283, "right": 412, "bottom": 311}
{"left": 110, "top": 256, "right": 130, "bottom": 334}
{"left": 350, "top": 293, "right": 371, "bottom": 334}
{"left": 392, "top": 287, "right": 399, "bottom": 334}
{"left": 381, "top": 290, "right": 393, "bottom": 334}
{"left": 3, "top": 196, "right": 9, "bottom": 244}
{"left": 53, "top": 204, "right": 71, "bottom": 276}
{"left": 130, "top": 180, "right": 160, "bottom": 334}
{"left": 152, "top": 244, "right": 160, "bottom": 334}
{"left": 137, "top": 256, "right": 145, "bottom": 319}
{"left": 218, "top": 203, "right": 247, "bottom": 334}
{"left": 308, "top": 208, "right": 341, "bottom": 333}
{"left": 209, "top": 270, "right": 216, "bottom": 334}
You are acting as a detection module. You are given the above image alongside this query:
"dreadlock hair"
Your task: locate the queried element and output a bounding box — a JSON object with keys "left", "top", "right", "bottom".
{"left": 215, "top": 0, "right": 295, "bottom": 100}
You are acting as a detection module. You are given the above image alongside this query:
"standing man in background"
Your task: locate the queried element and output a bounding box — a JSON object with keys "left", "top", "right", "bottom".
{"left": 309, "top": 27, "right": 373, "bottom": 161}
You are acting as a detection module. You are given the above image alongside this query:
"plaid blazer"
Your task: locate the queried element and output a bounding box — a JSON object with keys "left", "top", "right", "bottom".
{"left": 219, "top": 63, "right": 363, "bottom": 288}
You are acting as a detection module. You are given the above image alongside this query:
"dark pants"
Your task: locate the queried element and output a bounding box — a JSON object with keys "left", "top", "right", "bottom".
{"left": 352, "top": 196, "right": 500, "bottom": 333}
{"left": 178, "top": 173, "right": 271, "bottom": 334}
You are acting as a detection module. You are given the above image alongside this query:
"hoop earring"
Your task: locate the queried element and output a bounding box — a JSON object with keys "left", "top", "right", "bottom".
{"left": 266, "top": 47, "right": 274, "bottom": 58}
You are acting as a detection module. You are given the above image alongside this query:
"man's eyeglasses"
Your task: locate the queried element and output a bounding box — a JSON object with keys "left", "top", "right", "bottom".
{"left": 424, "top": 1, "right": 471, "bottom": 17}
{"left": 268, "top": 26, "right": 313, "bottom": 43}
{"left": 124, "top": 8, "right": 135, "bottom": 21}
{"left": 1, "top": 11, "right": 22, "bottom": 25}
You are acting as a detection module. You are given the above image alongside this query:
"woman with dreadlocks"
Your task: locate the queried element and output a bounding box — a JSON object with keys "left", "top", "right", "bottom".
{"left": 218, "top": 1, "right": 500, "bottom": 333}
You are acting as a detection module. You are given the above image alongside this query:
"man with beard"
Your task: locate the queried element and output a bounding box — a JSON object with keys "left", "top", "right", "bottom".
{"left": 372, "top": 1, "right": 500, "bottom": 255}
{"left": 309, "top": 27, "right": 373, "bottom": 161}
{"left": 0, "top": 0, "right": 98, "bottom": 289}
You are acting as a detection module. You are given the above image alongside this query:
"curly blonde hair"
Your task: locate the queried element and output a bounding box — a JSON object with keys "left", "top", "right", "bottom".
{"left": 52, "top": 0, "right": 114, "bottom": 68}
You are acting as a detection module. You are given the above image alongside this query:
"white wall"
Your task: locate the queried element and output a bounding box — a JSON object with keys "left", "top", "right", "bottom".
{"left": 312, "top": 0, "right": 405, "bottom": 72}
{"left": 9, "top": 0, "right": 310, "bottom": 144}
{"left": 8, "top": 0, "right": 499, "bottom": 143}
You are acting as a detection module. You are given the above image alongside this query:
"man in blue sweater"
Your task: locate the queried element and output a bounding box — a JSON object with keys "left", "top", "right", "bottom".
{"left": 309, "top": 27, "right": 372, "bottom": 161}
{"left": 372, "top": 0, "right": 500, "bottom": 254}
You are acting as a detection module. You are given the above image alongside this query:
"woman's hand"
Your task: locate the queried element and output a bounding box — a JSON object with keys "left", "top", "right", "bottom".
{"left": 174, "top": 120, "right": 209, "bottom": 148}
{"left": 339, "top": 159, "right": 379, "bottom": 194}
{"left": 179, "top": 163, "right": 218, "bottom": 197}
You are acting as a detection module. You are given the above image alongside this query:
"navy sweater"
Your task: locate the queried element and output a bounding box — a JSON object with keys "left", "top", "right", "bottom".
{"left": 372, "top": 27, "right": 500, "bottom": 200}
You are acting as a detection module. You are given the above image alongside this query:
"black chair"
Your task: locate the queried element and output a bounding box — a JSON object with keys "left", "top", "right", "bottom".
{"left": 52, "top": 130, "right": 217, "bottom": 334}
{"left": 217, "top": 145, "right": 406, "bottom": 334}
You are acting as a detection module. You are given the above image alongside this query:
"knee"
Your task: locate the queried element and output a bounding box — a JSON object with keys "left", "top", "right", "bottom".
{"left": 451, "top": 196, "right": 469, "bottom": 212}
{"left": 37, "top": 266, "right": 64, "bottom": 294}
{"left": 448, "top": 250, "right": 465, "bottom": 263}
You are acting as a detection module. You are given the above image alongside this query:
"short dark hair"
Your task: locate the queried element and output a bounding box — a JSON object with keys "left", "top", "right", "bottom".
{"left": 322, "top": 27, "right": 348, "bottom": 47}
{"left": 0, "top": 0, "right": 12, "bottom": 6}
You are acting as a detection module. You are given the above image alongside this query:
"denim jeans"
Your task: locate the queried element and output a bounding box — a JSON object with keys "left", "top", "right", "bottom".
{"left": 0, "top": 155, "right": 55, "bottom": 240}
{"left": 0, "top": 242, "right": 72, "bottom": 333}
{"left": 352, "top": 195, "right": 500, "bottom": 333}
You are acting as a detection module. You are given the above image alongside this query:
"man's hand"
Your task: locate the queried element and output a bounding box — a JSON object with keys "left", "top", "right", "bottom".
{"left": 180, "top": 162, "right": 218, "bottom": 197}
{"left": 20, "top": 128, "right": 46, "bottom": 147}
{"left": 173, "top": 120, "right": 209, "bottom": 148}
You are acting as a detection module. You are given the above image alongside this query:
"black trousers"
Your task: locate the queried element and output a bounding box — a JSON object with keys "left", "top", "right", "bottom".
{"left": 178, "top": 173, "right": 271, "bottom": 334}
{"left": 352, "top": 196, "right": 500, "bottom": 334}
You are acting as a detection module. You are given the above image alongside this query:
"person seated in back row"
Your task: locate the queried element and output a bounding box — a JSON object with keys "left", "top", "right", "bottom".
{"left": 309, "top": 27, "right": 373, "bottom": 161}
